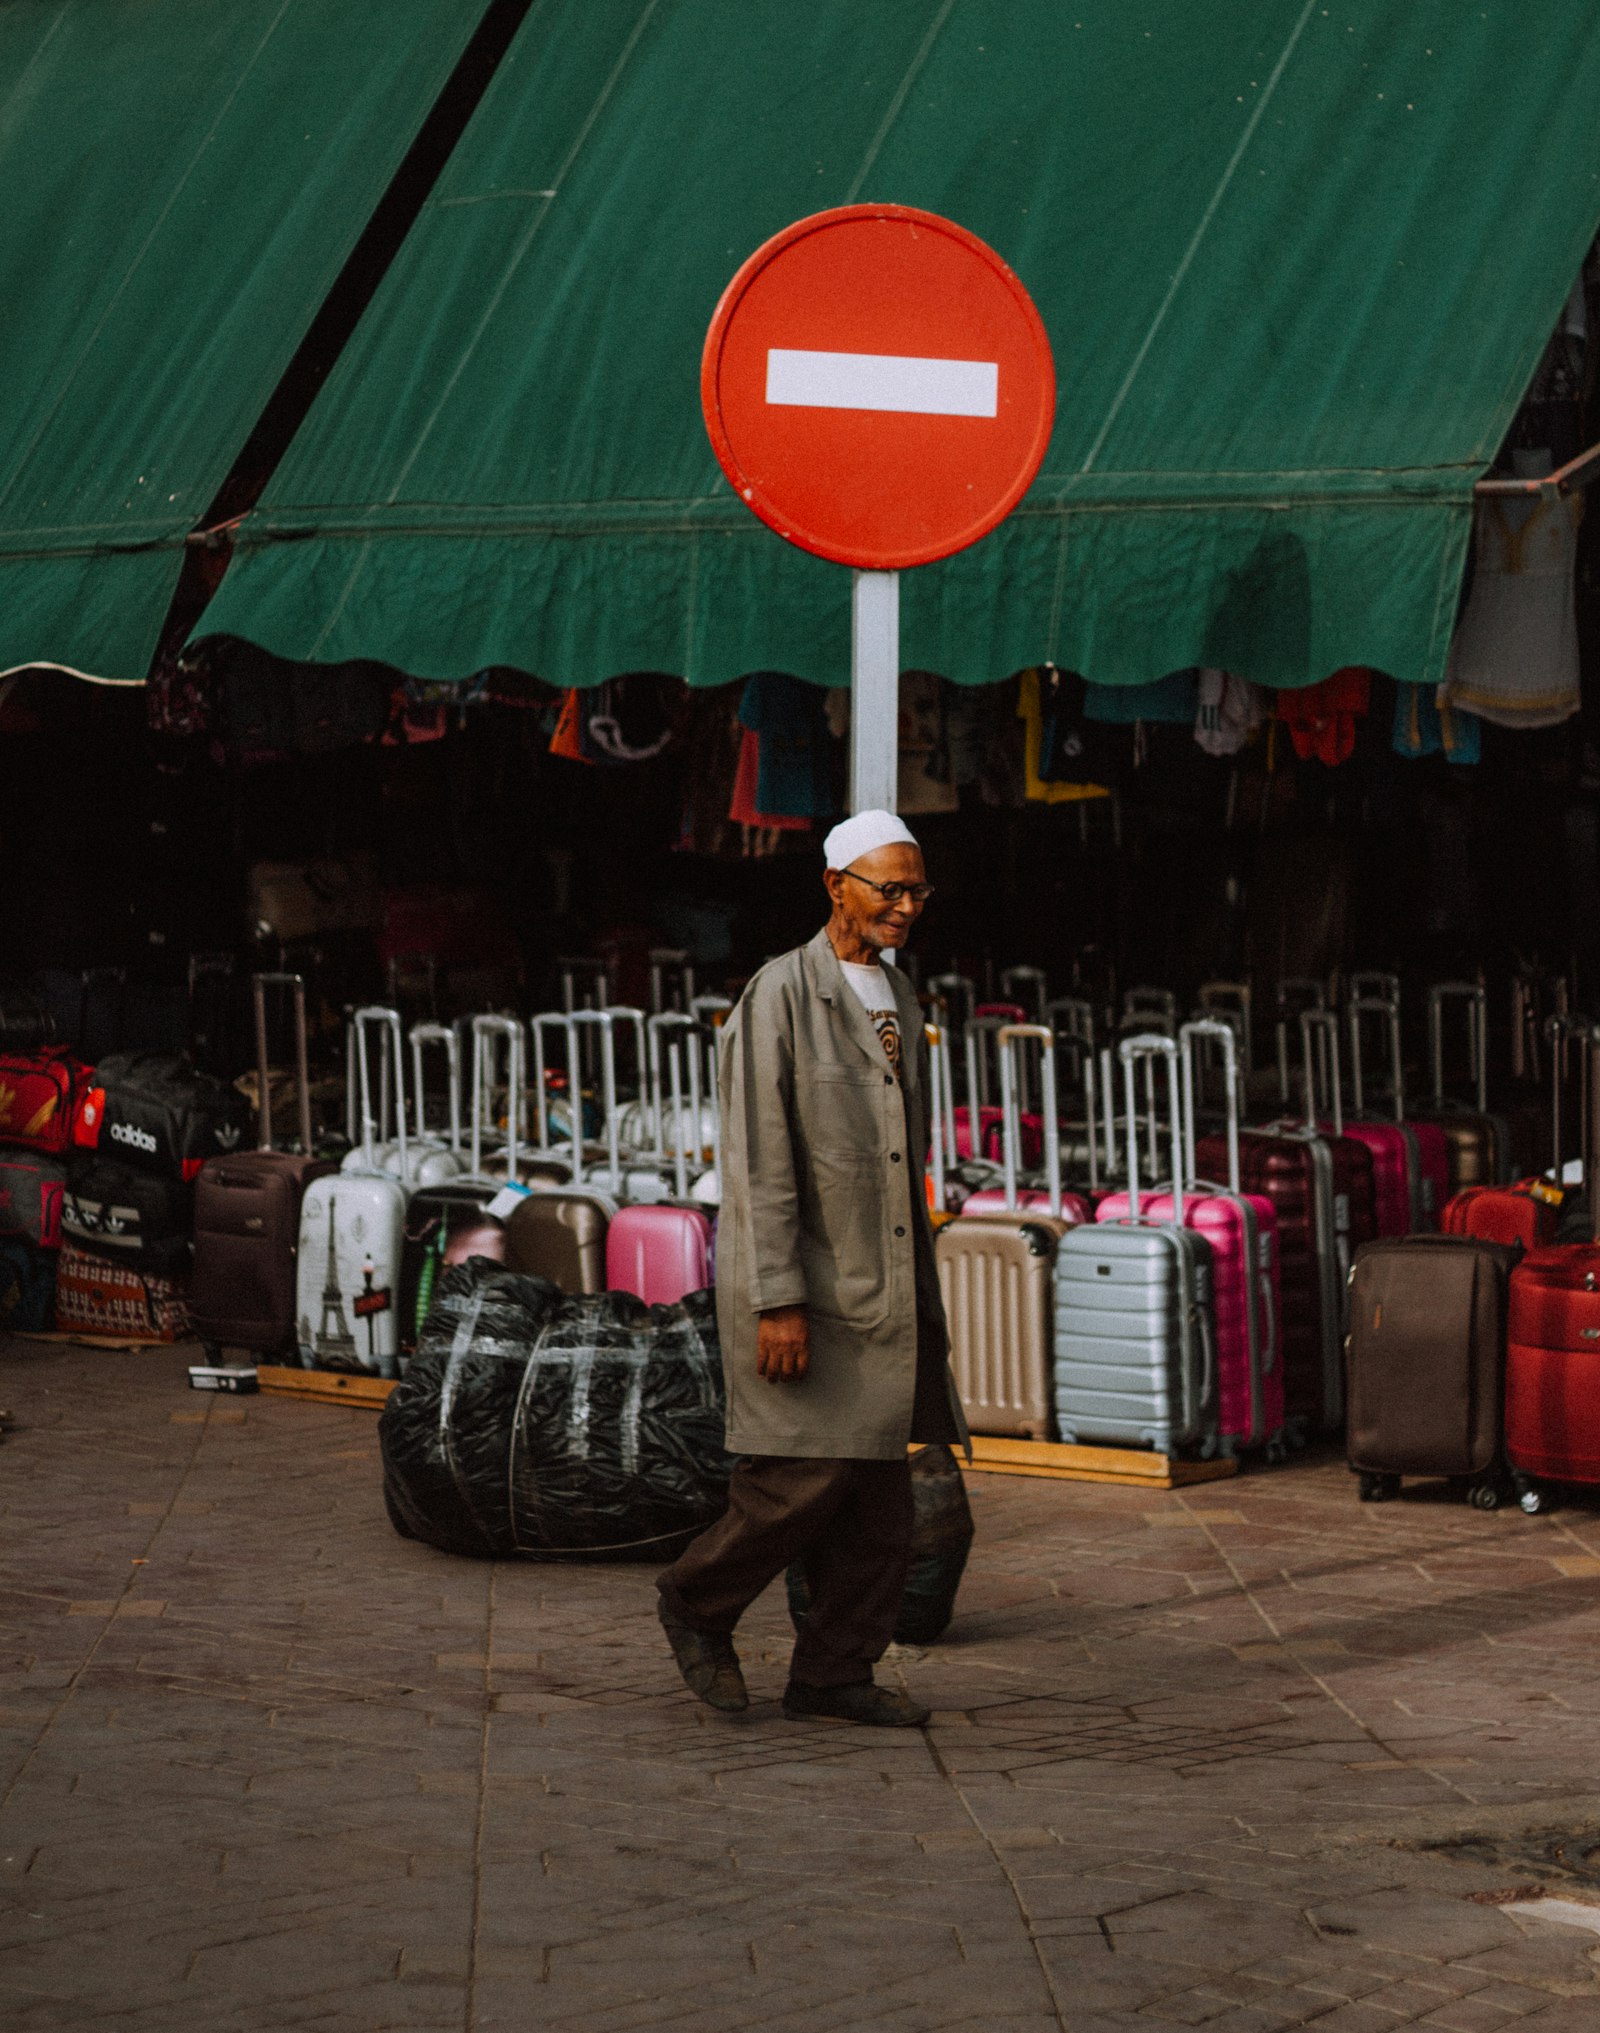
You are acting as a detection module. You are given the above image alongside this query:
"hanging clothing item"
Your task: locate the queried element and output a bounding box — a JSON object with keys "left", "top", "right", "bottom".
{"left": 1017, "top": 668, "right": 1111, "bottom": 803}
{"left": 1392, "top": 686, "right": 1482, "bottom": 766}
{"left": 1277, "top": 666, "right": 1372, "bottom": 765}
{"left": 674, "top": 689, "right": 744, "bottom": 855}
{"left": 738, "top": 673, "right": 833, "bottom": 818}
{"left": 728, "top": 728, "right": 811, "bottom": 836}
{"left": 1441, "top": 490, "right": 1583, "bottom": 729}
{"left": 548, "top": 688, "right": 592, "bottom": 763}
{"left": 897, "top": 671, "right": 958, "bottom": 814}
{"left": 1193, "top": 670, "right": 1264, "bottom": 757}
{"left": 1083, "top": 669, "right": 1201, "bottom": 727}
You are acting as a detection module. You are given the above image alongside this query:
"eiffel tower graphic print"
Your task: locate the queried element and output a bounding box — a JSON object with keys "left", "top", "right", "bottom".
{"left": 311, "top": 1198, "right": 360, "bottom": 1371}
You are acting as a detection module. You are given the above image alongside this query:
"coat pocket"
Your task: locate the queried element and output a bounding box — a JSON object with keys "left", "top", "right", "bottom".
{"left": 801, "top": 1147, "right": 889, "bottom": 1329}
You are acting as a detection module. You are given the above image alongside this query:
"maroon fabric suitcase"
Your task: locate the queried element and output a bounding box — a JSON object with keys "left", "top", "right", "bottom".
{"left": 1197, "top": 1125, "right": 1375, "bottom": 1439}
{"left": 189, "top": 975, "right": 335, "bottom": 1359}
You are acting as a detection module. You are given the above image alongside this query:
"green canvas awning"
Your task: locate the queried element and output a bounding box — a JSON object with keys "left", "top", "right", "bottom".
{"left": 0, "top": 0, "right": 491, "bottom": 682}
{"left": 199, "top": 0, "right": 1600, "bottom": 691}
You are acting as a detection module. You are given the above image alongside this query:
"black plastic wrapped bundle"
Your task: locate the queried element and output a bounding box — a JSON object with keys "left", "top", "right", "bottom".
{"left": 379, "top": 1259, "right": 731, "bottom": 1560}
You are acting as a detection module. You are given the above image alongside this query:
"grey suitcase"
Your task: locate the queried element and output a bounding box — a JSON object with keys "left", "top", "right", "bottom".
{"left": 1053, "top": 1034, "right": 1217, "bottom": 1455}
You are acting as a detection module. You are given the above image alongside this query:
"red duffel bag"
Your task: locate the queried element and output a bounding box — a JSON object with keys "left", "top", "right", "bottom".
{"left": 0, "top": 1048, "right": 93, "bottom": 1156}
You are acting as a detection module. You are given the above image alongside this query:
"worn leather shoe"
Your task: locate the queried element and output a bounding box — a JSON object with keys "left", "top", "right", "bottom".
{"left": 781, "top": 1679, "right": 931, "bottom": 1728}
{"left": 657, "top": 1599, "right": 749, "bottom": 1712}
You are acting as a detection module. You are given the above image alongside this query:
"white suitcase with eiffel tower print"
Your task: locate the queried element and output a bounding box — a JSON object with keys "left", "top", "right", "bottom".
{"left": 295, "top": 1013, "right": 406, "bottom": 1377}
{"left": 294, "top": 1171, "right": 406, "bottom": 1378}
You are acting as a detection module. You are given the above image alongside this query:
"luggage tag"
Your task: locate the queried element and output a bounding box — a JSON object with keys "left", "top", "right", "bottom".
{"left": 485, "top": 1182, "right": 533, "bottom": 1221}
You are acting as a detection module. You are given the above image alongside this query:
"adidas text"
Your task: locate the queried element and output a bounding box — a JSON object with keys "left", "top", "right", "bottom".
{"left": 110, "top": 1122, "right": 159, "bottom": 1154}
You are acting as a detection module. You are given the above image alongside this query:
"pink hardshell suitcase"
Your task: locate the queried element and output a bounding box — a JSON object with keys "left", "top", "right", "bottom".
{"left": 1299, "top": 1006, "right": 1410, "bottom": 1238}
{"left": 1097, "top": 1018, "right": 1284, "bottom": 1455}
{"left": 1345, "top": 993, "right": 1440, "bottom": 1232}
{"left": 605, "top": 1203, "right": 713, "bottom": 1305}
{"left": 960, "top": 1023, "right": 1092, "bottom": 1225}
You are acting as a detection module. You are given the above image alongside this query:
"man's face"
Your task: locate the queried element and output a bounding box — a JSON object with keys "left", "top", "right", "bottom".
{"left": 824, "top": 843, "right": 928, "bottom": 954}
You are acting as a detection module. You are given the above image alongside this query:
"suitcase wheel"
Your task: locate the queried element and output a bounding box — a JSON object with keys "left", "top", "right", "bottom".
{"left": 1467, "top": 1480, "right": 1500, "bottom": 1513}
{"left": 1264, "top": 1435, "right": 1288, "bottom": 1467}
{"left": 1357, "top": 1472, "right": 1400, "bottom": 1503}
{"left": 1511, "top": 1473, "right": 1547, "bottom": 1516}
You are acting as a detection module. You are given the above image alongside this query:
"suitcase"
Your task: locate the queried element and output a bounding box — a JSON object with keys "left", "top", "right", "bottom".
{"left": 605, "top": 1204, "right": 713, "bottom": 1304}
{"left": 343, "top": 1009, "right": 462, "bottom": 1190}
{"left": 1410, "top": 983, "right": 1511, "bottom": 1191}
{"left": 1342, "top": 995, "right": 1427, "bottom": 1235}
{"left": 1440, "top": 1013, "right": 1572, "bottom": 1249}
{"left": 1505, "top": 1243, "right": 1600, "bottom": 1510}
{"left": 294, "top": 1010, "right": 407, "bottom": 1377}
{"left": 502, "top": 1185, "right": 614, "bottom": 1294}
{"left": 0, "top": 1150, "right": 66, "bottom": 1249}
{"left": 189, "top": 974, "right": 337, "bottom": 1360}
{"left": 937, "top": 1024, "right": 1075, "bottom": 1438}
{"left": 54, "top": 1242, "right": 188, "bottom": 1342}
{"left": 61, "top": 1156, "right": 193, "bottom": 1273}
{"left": 0, "top": 1237, "right": 56, "bottom": 1331}
{"left": 1054, "top": 1034, "right": 1217, "bottom": 1454}
{"left": 0, "top": 1047, "right": 93, "bottom": 1156}
{"left": 72, "top": 1050, "right": 250, "bottom": 1180}
{"left": 1096, "top": 1017, "right": 1284, "bottom": 1455}
{"left": 1346, "top": 1234, "right": 1520, "bottom": 1505}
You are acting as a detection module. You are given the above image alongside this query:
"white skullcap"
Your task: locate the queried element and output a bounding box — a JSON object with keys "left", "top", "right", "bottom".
{"left": 823, "top": 809, "right": 920, "bottom": 871}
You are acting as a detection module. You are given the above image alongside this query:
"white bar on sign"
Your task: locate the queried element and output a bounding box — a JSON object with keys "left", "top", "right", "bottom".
{"left": 766, "top": 348, "right": 998, "bottom": 418}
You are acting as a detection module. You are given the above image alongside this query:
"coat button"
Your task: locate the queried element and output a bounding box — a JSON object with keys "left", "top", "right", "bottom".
{"left": 890, "top": 1152, "right": 902, "bottom": 1163}
{"left": 883, "top": 1074, "right": 893, "bottom": 1085}
{"left": 894, "top": 1225, "right": 906, "bottom": 1237}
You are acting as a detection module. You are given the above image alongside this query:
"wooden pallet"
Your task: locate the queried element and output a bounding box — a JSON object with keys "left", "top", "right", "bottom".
{"left": 960, "top": 1434, "right": 1239, "bottom": 1488}
{"left": 256, "top": 1365, "right": 396, "bottom": 1410}
{"left": 14, "top": 1330, "right": 184, "bottom": 1353}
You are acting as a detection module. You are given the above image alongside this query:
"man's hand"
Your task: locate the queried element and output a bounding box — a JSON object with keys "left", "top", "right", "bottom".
{"left": 756, "top": 1305, "right": 810, "bottom": 1384}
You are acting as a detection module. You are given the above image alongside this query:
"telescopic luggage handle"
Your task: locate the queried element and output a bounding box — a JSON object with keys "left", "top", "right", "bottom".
{"left": 1429, "top": 981, "right": 1488, "bottom": 1112}
{"left": 648, "top": 1011, "right": 708, "bottom": 1181}
{"left": 924, "top": 1022, "right": 950, "bottom": 1211}
{"left": 1118, "top": 1032, "right": 1184, "bottom": 1221}
{"left": 530, "top": 1011, "right": 582, "bottom": 1181}
{"left": 999, "top": 965, "right": 1048, "bottom": 1022}
{"left": 470, "top": 1015, "right": 523, "bottom": 1179}
{"left": 352, "top": 1006, "right": 408, "bottom": 1172}
{"left": 1177, "top": 1016, "right": 1242, "bottom": 1195}
{"left": 571, "top": 1008, "right": 624, "bottom": 1188}
{"left": 251, "top": 970, "right": 312, "bottom": 1156}
{"left": 1275, "top": 976, "right": 1326, "bottom": 1102}
{"left": 1546, "top": 1010, "right": 1595, "bottom": 1187}
{"left": 927, "top": 972, "right": 976, "bottom": 1036}
{"left": 1197, "top": 982, "right": 1252, "bottom": 1071}
{"left": 995, "top": 1022, "right": 1062, "bottom": 1218}
{"left": 1349, "top": 970, "right": 1400, "bottom": 1009}
{"left": 1300, "top": 1008, "right": 1343, "bottom": 1135}
{"left": 1347, "top": 993, "right": 1405, "bottom": 1123}
{"left": 409, "top": 1022, "right": 462, "bottom": 1154}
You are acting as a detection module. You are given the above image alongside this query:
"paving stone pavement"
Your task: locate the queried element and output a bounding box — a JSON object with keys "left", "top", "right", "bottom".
{"left": 8, "top": 1338, "right": 1600, "bottom": 2030}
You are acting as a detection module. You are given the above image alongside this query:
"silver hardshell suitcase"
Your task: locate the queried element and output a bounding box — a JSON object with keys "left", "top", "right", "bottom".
{"left": 1053, "top": 1034, "right": 1217, "bottom": 1454}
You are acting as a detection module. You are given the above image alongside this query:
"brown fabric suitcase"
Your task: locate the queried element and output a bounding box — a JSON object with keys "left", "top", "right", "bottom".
{"left": 1345, "top": 1234, "right": 1520, "bottom": 1503}
{"left": 502, "top": 1188, "right": 612, "bottom": 1294}
{"left": 936, "top": 1215, "right": 1067, "bottom": 1439}
{"left": 189, "top": 974, "right": 335, "bottom": 1357}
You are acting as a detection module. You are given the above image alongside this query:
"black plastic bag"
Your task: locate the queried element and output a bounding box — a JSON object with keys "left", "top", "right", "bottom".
{"left": 379, "top": 1259, "right": 731, "bottom": 1561}
{"left": 785, "top": 1443, "right": 975, "bottom": 1647}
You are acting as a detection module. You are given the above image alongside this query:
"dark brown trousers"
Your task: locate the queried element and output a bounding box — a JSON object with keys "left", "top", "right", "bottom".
{"left": 659, "top": 1453, "right": 914, "bottom": 1688}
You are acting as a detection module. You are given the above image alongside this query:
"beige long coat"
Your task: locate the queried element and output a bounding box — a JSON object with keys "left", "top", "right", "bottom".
{"left": 714, "top": 929, "right": 963, "bottom": 1461}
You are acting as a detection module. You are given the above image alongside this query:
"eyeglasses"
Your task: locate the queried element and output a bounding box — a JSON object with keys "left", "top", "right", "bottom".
{"left": 842, "top": 869, "right": 934, "bottom": 906}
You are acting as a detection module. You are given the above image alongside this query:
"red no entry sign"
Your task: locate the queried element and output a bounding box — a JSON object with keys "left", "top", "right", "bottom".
{"left": 701, "top": 204, "right": 1056, "bottom": 571}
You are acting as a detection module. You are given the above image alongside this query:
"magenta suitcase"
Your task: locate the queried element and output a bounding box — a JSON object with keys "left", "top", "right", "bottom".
{"left": 1329, "top": 1120, "right": 1414, "bottom": 1237}
{"left": 605, "top": 1203, "right": 712, "bottom": 1305}
{"left": 1098, "top": 1018, "right": 1284, "bottom": 1455}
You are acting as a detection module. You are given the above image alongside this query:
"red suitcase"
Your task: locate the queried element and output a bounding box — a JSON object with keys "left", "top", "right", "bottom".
{"left": 1442, "top": 1005, "right": 1579, "bottom": 1251}
{"left": 1505, "top": 1244, "right": 1600, "bottom": 1509}
{"left": 1504, "top": 1033, "right": 1600, "bottom": 1512}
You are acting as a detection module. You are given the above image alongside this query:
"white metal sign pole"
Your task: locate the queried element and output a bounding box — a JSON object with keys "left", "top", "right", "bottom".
{"left": 848, "top": 567, "right": 899, "bottom": 815}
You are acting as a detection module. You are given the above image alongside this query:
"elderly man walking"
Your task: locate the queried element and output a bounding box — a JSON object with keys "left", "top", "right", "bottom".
{"left": 657, "top": 809, "right": 966, "bottom": 1727}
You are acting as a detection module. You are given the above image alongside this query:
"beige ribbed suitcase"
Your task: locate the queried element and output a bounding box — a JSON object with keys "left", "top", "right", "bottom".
{"left": 937, "top": 1215, "right": 1068, "bottom": 1439}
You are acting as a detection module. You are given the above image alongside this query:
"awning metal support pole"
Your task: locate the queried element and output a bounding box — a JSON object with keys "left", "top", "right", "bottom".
{"left": 1475, "top": 438, "right": 1600, "bottom": 498}
{"left": 848, "top": 568, "right": 899, "bottom": 815}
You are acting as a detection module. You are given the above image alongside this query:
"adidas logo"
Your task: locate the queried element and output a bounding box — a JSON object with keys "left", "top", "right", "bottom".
{"left": 213, "top": 1124, "right": 241, "bottom": 1151}
{"left": 110, "top": 1121, "right": 159, "bottom": 1154}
